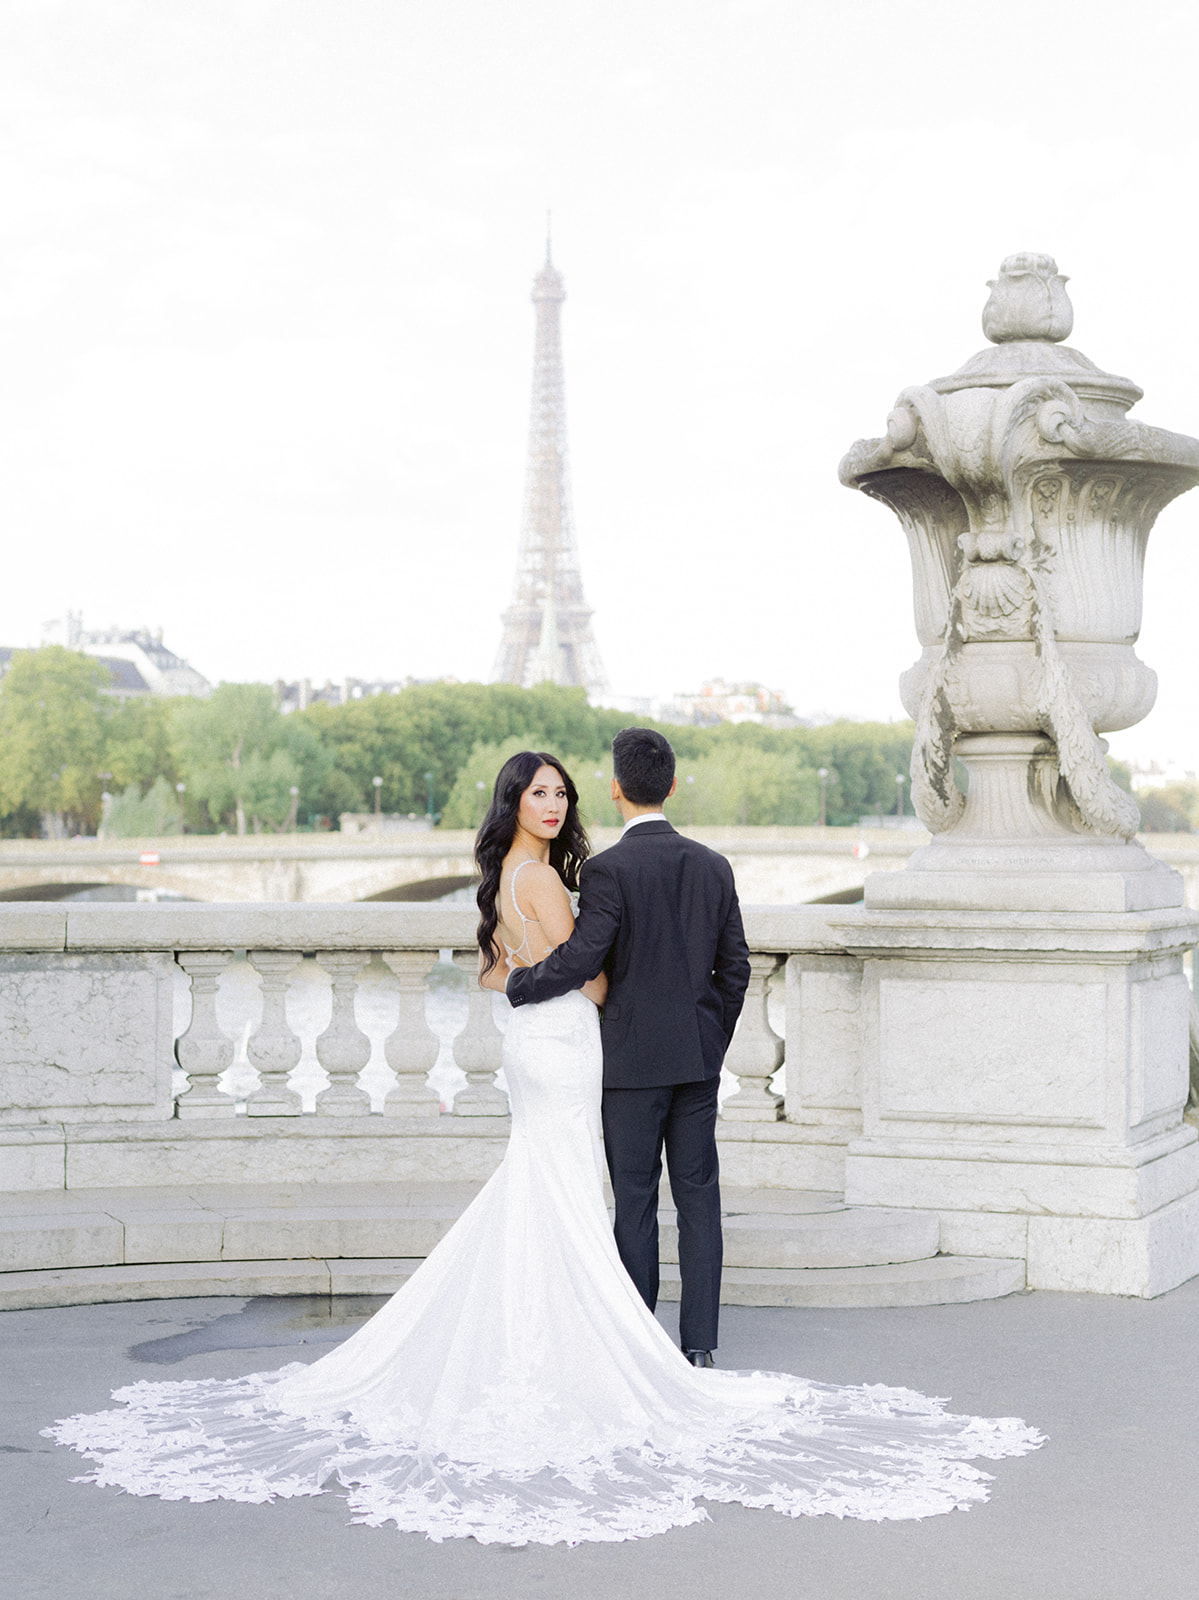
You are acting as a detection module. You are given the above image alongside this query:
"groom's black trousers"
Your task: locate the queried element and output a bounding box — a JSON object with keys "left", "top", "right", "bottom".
{"left": 601, "top": 1077, "right": 722, "bottom": 1354}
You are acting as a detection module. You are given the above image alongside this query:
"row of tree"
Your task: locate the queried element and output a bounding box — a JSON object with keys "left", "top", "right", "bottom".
{"left": 0, "top": 645, "right": 1178, "bottom": 837}
{"left": 0, "top": 650, "right": 338, "bottom": 838}
{"left": 0, "top": 648, "right": 923, "bottom": 837}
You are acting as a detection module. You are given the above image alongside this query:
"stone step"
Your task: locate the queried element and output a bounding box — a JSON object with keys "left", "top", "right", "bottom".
{"left": 0, "top": 1182, "right": 1024, "bottom": 1310}
{"left": 0, "top": 1186, "right": 940, "bottom": 1274}
{"left": 0, "top": 1208, "right": 940, "bottom": 1275}
{"left": 0, "top": 1253, "right": 1025, "bottom": 1314}
{"left": 660, "top": 1205, "right": 940, "bottom": 1270}
{"left": 658, "top": 1256, "right": 1026, "bottom": 1309}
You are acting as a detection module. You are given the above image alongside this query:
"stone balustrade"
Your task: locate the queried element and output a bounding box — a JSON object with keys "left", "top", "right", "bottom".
{"left": 0, "top": 901, "right": 857, "bottom": 1197}
{"left": 3, "top": 899, "right": 1198, "bottom": 1298}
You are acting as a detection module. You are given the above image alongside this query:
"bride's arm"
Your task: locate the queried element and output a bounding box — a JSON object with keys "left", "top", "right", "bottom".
{"left": 478, "top": 946, "right": 509, "bottom": 993}
{"left": 581, "top": 970, "right": 608, "bottom": 1006}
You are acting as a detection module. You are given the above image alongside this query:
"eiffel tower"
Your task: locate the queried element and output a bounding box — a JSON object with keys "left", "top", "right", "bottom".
{"left": 492, "top": 239, "right": 607, "bottom": 701}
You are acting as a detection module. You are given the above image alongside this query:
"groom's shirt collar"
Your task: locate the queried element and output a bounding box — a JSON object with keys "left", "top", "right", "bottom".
{"left": 621, "top": 811, "right": 667, "bottom": 837}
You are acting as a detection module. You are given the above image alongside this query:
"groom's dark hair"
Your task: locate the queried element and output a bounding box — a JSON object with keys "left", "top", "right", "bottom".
{"left": 612, "top": 727, "right": 676, "bottom": 807}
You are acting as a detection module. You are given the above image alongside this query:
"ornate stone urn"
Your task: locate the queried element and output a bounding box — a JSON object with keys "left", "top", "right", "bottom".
{"left": 840, "top": 254, "right": 1199, "bottom": 910}
{"left": 832, "top": 256, "right": 1199, "bottom": 1297}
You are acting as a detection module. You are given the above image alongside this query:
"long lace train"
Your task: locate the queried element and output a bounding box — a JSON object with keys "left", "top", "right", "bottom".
{"left": 46, "top": 992, "right": 1043, "bottom": 1545}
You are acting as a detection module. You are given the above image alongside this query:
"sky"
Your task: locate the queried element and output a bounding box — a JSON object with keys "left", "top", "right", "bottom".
{"left": 1, "top": 0, "right": 1197, "bottom": 771}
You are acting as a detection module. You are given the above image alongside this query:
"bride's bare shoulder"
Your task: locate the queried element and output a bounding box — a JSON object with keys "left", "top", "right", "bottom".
{"left": 506, "top": 859, "right": 569, "bottom": 916}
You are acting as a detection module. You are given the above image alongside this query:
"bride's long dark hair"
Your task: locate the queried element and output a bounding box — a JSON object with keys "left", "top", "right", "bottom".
{"left": 475, "top": 750, "right": 591, "bottom": 976}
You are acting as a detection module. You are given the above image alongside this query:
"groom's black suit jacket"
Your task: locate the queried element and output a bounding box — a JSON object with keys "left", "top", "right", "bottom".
{"left": 505, "top": 820, "right": 751, "bottom": 1089}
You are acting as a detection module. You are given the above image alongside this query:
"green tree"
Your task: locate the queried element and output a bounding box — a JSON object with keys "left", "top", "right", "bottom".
{"left": 102, "top": 775, "right": 183, "bottom": 838}
{"left": 297, "top": 683, "right": 634, "bottom": 823}
{"left": 1135, "top": 783, "right": 1198, "bottom": 833}
{"left": 288, "top": 682, "right": 919, "bottom": 832}
{"left": 789, "top": 721, "right": 917, "bottom": 824}
{"left": 104, "top": 696, "right": 180, "bottom": 793}
{"left": 442, "top": 737, "right": 824, "bottom": 832}
{"left": 1108, "top": 757, "right": 1135, "bottom": 794}
{"left": 678, "top": 746, "right": 820, "bottom": 826}
{"left": 440, "top": 740, "right": 624, "bottom": 832}
{"left": 650, "top": 717, "right": 915, "bottom": 825}
{"left": 172, "top": 684, "right": 338, "bottom": 834}
{"left": 0, "top": 647, "right": 111, "bottom": 836}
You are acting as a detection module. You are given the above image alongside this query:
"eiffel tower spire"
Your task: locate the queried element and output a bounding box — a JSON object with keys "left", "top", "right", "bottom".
{"left": 492, "top": 239, "right": 607, "bottom": 700}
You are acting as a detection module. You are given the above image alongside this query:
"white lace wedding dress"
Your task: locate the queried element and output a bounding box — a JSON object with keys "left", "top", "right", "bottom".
{"left": 47, "top": 989, "right": 1042, "bottom": 1546}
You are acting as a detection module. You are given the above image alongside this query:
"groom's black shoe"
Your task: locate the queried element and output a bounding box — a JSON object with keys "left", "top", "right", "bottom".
{"left": 683, "top": 1349, "right": 714, "bottom": 1368}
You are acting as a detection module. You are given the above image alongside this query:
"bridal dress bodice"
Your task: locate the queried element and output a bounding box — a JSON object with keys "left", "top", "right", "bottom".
{"left": 47, "top": 991, "right": 1042, "bottom": 1546}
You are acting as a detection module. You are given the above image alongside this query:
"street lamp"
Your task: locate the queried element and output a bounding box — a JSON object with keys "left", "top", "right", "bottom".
{"left": 288, "top": 785, "right": 299, "bottom": 833}
{"left": 96, "top": 773, "right": 114, "bottom": 842}
{"left": 686, "top": 773, "right": 696, "bottom": 826}
{"left": 176, "top": 781, "right": 186, "bottom": 835}
{"left": 818, "top": 767, "right": 828, "bottom": 828}
{"left": 475, "top": 779, "right": 487, "bottom": 826}
{"left": 895, "top": 772, "right": 906, "bottom": 819}
{"left": 372, "top": 775, "right": 383, "bottom": 819}
{"left": 425, "top": 771, "right": 436, "bottom": 822}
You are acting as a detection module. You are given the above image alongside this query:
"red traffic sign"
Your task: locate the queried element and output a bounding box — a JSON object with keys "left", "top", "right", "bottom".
{"left": 138, "top": 851, "right": 160, "bottom": 866}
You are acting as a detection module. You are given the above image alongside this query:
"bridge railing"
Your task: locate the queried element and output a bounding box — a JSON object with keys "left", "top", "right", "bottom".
{"left": 0, "top": 903, "right": 862, "bottom": 1182}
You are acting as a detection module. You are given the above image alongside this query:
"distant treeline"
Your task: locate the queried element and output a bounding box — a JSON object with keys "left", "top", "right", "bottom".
{"left": 1, "top": 644, "right": 1167, "bottom": 837}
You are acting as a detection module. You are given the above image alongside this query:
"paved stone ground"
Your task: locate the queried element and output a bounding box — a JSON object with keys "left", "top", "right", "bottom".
{"left": 3, "top": 1280, "right": 1198, "bottom": 1600}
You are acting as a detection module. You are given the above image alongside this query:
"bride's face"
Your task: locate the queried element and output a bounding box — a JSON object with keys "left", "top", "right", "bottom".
{"left": 518, "top": 765, "right": 568, "bottom": 842}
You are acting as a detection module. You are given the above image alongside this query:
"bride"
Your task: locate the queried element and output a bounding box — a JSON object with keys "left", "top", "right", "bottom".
{"left": 46, "top": 750, "right": 1042, "bottom": 1546}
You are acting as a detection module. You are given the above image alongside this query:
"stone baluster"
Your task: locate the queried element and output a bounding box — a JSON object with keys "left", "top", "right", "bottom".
{"left": 313, "top": 951, "right": 372, "bottom": 1115}
{"left": 175, "top": 951, "right": 237, "bottom": 1118}
{"left": 245, "top": 950, "right": 304, "bottom": 1116}
{"left": 450, "top": 949, "right": 508, "bottom": 1115}
{"left": 720, "top": 952, "right": 785, "bottom": 1122}
{"left": 380, "top": 950, "right": 441, "bottom": 1116}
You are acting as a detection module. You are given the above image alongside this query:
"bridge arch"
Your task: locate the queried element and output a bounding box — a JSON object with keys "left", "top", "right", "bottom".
{"left": 807, "top": 885, "right": 865, "bottom": 905}
{"left": 362, "top": 875, "right": 478, "bottom": 903}
{"left": 0, "top": 881, "right": 200, "bottom": 902}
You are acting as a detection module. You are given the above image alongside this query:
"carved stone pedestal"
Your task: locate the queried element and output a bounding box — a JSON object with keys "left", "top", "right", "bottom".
{"left": 866, "top": 734, "right": 1182, "bottom": 913}
{"left": 838, "top": 254, "right": 1199, "bottom": 1297}
{"left": 837, "top": 905, "right": 1199, "bottom": 1296}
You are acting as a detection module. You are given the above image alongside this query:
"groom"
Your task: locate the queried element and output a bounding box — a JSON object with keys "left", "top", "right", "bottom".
{"left": 506, "top": 727, "right": 751, "bottom": 1366}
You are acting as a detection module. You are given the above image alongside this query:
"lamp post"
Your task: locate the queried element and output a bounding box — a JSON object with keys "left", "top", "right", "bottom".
{"left": 372, "top": 775, "right": 382, "bottom": 820}
{"left": 96, "top": 772, "right": 114, "bottom": 841}
{"left": 895, "top": 772, "right": 906, "bottom": 820}
{"left": 425, "top": 770, "right": 436, "bottom": 823}
{"left": 475, "top": 779, "right": 486, "bottom": 827}
{"left": 176, "top": 781, "right": 186, "bottom": 835}
{"left": 686, "top": 773, "right": 696, "bottom": 826}
{"left": 288, "top": 785, "right": 299, "bottom": 833}
{"left": 818, "top": 767, "right": 828, "bottom": 828}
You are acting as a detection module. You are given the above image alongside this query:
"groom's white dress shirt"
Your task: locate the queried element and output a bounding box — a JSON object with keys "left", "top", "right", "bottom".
{"left": 620, "top": 812, "right": 667, "bottom": 837}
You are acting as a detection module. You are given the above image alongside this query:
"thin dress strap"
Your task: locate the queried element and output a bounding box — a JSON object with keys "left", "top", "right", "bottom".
{"left": 502, "top": 859, "right": 540, "bottom": 966}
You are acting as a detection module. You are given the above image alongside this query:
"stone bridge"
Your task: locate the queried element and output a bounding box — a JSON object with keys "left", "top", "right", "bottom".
{"left": 0, "top": 827, "right": 925, "bottom": 905}
{"left": 0, "top": 828, "right": 1195, "bottom": 908}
